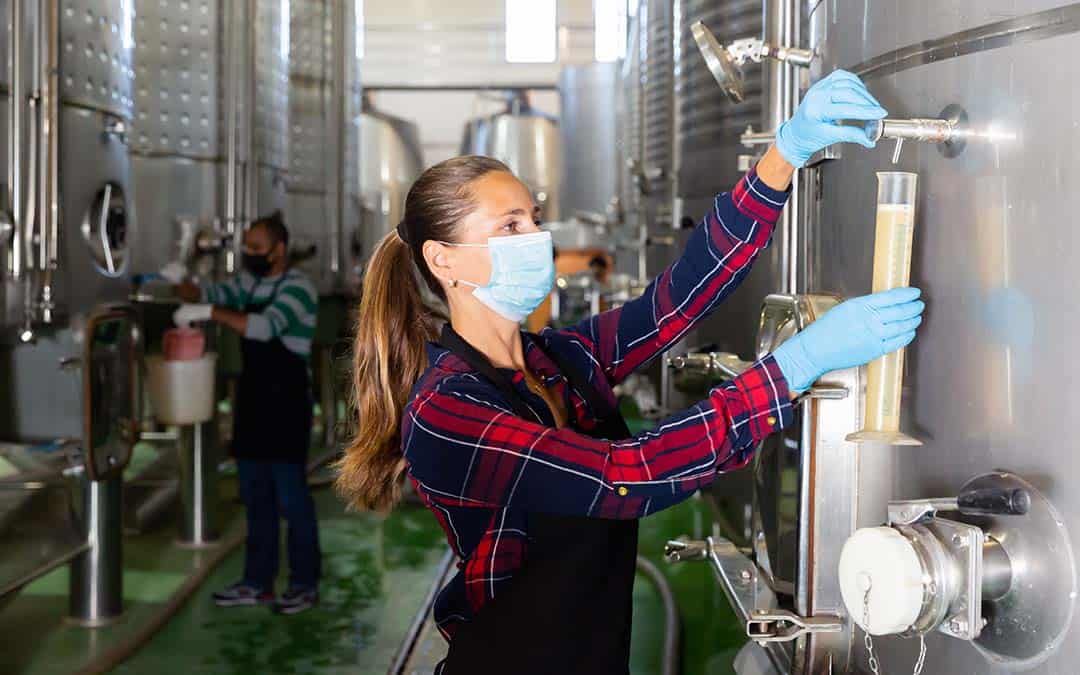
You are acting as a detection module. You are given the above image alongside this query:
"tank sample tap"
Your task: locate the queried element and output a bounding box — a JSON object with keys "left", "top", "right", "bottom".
{"left": 864, "top": 105, "right": 972, "bottom": 162}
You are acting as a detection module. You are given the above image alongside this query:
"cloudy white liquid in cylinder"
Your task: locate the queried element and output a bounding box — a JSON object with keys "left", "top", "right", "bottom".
{"left": 863, "top": 203, "right": 915, "bottom": 434}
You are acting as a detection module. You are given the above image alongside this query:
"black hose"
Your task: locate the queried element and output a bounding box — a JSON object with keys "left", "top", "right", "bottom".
{"left": 636, "top": 555, "right": 681, "bottom": 675}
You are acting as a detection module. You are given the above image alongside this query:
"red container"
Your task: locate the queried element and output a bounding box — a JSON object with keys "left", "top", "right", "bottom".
{"left": 163, "top": 327, "right": 206, "bottom": 362}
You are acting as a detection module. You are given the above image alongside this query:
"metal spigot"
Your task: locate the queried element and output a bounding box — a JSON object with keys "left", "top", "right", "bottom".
{"left": 864, "top": 105, "right": 972, "bottom": 163}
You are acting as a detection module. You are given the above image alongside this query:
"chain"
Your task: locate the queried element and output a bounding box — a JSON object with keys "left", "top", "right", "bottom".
{"left": 863, "top": 582, "right": 882, "bottom": 675}
{"left": 862, "top": 575, "right": 929, "bottom": 675}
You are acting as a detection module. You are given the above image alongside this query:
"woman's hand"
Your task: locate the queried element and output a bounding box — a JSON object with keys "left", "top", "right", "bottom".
{"left": 775, "top": 70, "right": 886, "bottom": 168}
{"left": 772, "top": 287, "right": 925, "bottom": 392}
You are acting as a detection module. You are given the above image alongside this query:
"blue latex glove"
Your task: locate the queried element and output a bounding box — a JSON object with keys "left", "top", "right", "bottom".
{"left": 772, "top": 288, "right": 925, "bottom": 392}
{"left": 775, "top": 70, "right": 887, "bottom": 168}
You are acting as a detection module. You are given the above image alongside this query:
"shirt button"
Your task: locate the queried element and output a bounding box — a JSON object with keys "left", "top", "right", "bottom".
{"left": 617, "top": 486, "right": 629, "bottom": 497}
{"left": 767, "top": 416, "right": 777, "bottom": 426}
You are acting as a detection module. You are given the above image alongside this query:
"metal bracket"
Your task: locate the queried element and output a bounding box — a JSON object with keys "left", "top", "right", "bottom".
{"left": 747, "top": 609, "right": 843, "bottom": 644}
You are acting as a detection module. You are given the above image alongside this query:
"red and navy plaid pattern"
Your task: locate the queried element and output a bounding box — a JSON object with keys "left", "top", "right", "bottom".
{"left": 403, "top": 168, "right": 794, "bottom": 642}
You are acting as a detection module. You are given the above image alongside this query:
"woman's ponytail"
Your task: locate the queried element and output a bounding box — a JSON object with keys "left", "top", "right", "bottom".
{"left": 336, "top": 155, "right": 512, "bottom": 511}
{"left": 336, "top": 230, "right": 439, "bottom": 511}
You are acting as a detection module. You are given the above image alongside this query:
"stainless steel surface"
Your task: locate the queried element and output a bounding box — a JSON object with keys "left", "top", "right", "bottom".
{"left": 960, "top": 472, "right": 1076, "bottom": 668}
{"left": 131, "top": 0, "right": 220, "bottom": 160}
{"left": 618, "top": 10, "right": 644, "bottom": 224}
{"left": 354, "top": 98, "right": 422, "bottom": 282}
{"left": 459, "top": 92, "right": 560, "bottom": 220}
{"left": 763, "top": 0, "right": 800, "bottom": 296}
{"left": 57, "top": 105, "right": 133, "bottom": 312}
{"left": 690, "top": 20, "right": 746, "bottom": 103}
{"left": 640, "top": 0, "right": 674, "bottom": 217}
{"left": 0, "top": 444, "right": 87, "bottom": 602}
{"left": 558, "top": 63, "right": 620, "bottom": 221}
{"left": 286, "top": 0, "right": 362, "bottom": 294}
{"left": 58, "top": 0, "right": 135, "bottom": 118}
{"left": 38, "top": 0, "right": 60, "bottom": 324}
{"left": 69, "top": 475, "right": 123, "bottom": 626}
{"left": 677, "top": 2, "right": 762, "bottom": 203}
{"left": 806, "top": 3, "right": 1080, "bottom": 672}
{"left": 177, "top": 421, "right": 218, "bottom": 546}
{"left": 485, "top": 98, "right": 561, "bottom": 221}
{"left": 748, "top": 293, "right": 863, "bottom": 673}
{"left": 747, "top": 608, "right": 842, "bottom": 643}
{"left": 82, "top": 306, "right": 140, "bottom": 480}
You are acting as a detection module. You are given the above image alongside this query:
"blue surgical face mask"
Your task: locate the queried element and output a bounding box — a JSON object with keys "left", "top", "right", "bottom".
{"left": 442, "top": 231, "right": 555, "bottom": 322}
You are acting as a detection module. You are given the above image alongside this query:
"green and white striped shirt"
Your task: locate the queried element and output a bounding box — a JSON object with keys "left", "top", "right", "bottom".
{"left": 201, "top": 269, "right": 318, "bottom": 358}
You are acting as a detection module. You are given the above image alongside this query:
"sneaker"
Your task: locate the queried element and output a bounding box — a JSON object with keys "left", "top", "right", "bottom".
{"left": 272, "top": 586, "right": 318, "bottom": 615}
{"left": 212, "top": 582, "right": 273, "bottom": 607}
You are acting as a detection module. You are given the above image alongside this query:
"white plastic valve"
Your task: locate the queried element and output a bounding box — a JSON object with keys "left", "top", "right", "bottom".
{"left": 838, "top": 527, "right": 925, "bottom": 636}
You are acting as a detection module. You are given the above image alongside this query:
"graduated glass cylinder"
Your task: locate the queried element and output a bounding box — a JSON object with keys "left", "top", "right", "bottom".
{"left": 847, "top": 172, "right": 923, "bottom": 446}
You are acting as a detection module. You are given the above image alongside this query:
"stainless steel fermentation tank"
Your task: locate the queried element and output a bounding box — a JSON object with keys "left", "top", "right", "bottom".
{"left": 644, "top": 1, "right": 1080, "bottom": 674}
{"left": 460, "top": 91, "right": 561, "bottom": 221}
{"left": 287, "top": 0, "right": 362, "bottom": 294}
{"left": 559, "top": 63, "right": 620, "bottom": 224}
{"left": 130, "top": 0, "right": 291, "bottom": 279}
{"left": 352, "top": 94, "right": 422, "bottom": 283}
{"left": 800, "top": 3, "right": 1080, "bottom": 673}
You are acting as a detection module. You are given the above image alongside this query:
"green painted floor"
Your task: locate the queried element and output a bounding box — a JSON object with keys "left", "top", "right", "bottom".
{"left": 1, "top": 465, "right": 748, "bottom": 675}
{"left": 114, "top": 491, "right": 448, "bottom": 675}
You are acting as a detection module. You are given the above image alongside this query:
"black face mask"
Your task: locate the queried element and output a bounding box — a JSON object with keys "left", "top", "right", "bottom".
{"left": 243, "top": 252, "right": 273, "bottom": 277}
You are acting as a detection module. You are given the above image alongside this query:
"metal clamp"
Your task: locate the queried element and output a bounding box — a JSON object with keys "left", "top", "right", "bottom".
{"left": 747, "top": 609, "right": 843, "bottom": 644}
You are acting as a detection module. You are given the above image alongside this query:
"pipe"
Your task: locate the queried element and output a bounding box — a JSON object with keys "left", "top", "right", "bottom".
{"left": 224, "top": 0, "right": 239, "bottom": 274}
{"left": 763, "top": 0, "right": 801, "bottom": 295}
{"left": 243, "top": 0, "right": 257, "bottom": 228}
{"left": 37, "top": 0, "right": 60, "bottom": 323}
{"left": 330, "top": 0, "right": 348, "bottom": 285}
{"left": 69, "top": 477, "right": 124, "bottom": 626}
{"left": 982, "top": 536, "right": 1013, "bottom": 602}
{"left": 9, "top": 0, "right": 22, "bottom": 279}
{"left": 636, "top": 555, "right": 680, "bottom": 675}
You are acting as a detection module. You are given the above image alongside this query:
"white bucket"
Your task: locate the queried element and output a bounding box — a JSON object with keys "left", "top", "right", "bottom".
{"left": 145, "top": 353, "right": 217, "bottom": 425}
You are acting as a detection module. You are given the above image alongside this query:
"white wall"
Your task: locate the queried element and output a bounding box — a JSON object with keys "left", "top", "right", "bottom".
{"left": 362, "top": 0, "right": 599, "bottom": 166}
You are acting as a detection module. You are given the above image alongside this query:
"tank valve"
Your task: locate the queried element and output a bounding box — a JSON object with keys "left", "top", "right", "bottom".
{"left": 864, "top": 105, "right": 971, "bottom": 162}
{"left": 838, "top": 472, "right": 1075, "bottom": 667}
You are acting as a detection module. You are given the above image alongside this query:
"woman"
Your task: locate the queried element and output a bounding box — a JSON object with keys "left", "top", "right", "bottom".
{"left": 338, "top": 71, "right": 924, "bottom": 674}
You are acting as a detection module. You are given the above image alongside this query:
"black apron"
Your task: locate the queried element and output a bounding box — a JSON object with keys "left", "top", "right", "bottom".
{"left": 438, "top": 325, "right": 639, "bottom": 675}
{"left": 232, "top": 274, "right": 313, "bottom": 462}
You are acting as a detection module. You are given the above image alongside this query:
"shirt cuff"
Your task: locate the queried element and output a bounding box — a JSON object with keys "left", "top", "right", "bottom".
{"left": 729, "top": 167, "right": 792, "bottom": 237}
{"left": 725, "top": 354, "right": 795, "bottom": 445}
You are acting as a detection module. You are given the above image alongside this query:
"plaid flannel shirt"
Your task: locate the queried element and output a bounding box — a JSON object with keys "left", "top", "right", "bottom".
{"left": 403, "top": 167, "right": 795, "bottom": 643}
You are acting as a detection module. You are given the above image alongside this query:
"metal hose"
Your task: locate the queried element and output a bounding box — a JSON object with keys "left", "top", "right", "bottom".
{"left": 636, "top": 555, "right": 681, "bottom": 675}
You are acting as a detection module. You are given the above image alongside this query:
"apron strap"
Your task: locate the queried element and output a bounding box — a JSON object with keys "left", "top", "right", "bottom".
{"left": 439, "top": 324, "right": 540, "bottom": 422}
{"left": 525, "top": 332, "right": 629, "bottom": 436}
{"left": 438, "top": 325, "right": 630, "bottom": 438}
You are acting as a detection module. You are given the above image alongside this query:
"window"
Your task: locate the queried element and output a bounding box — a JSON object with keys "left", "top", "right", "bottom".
{"left": 505, "top": 0, "right": 557, "bottom": 63}
{"left": 594, "top": 0, "right": 628, "bottom": 62}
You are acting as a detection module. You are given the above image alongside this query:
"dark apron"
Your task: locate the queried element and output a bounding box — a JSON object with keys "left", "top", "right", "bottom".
{"left": 232, "top": 274, "right": 313, "bottom": 462}
{"left": 438, "top": 325, "right": 639, "bottom": 675}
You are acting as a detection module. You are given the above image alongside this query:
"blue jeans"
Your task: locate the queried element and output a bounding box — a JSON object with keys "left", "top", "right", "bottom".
{"left": 237, "top": 460, "right": 321, "bottom": 591}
